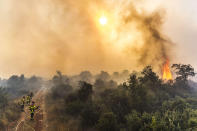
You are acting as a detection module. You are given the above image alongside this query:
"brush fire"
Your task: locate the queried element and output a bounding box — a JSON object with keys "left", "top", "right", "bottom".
{"left": 162, "top": 59, "right": 173, "bottom": 80}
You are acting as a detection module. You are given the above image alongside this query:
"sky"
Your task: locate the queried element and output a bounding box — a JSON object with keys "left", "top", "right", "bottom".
{"left": 162, "top": 0, "right": 197, "bottom": 66}
{"left": 140, "top": 0, "right": 197, "bottom": 67}
{"left": 0, "top": 0, "right": 197, "bottom": 78}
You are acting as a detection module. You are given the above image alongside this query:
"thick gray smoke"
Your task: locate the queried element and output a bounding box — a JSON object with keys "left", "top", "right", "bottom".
{"left": 122, "top": 4, "right": 173, "bottom": 72}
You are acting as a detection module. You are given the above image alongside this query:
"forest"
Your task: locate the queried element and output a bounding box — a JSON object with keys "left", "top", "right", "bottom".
{"left": 45, "top": 64, "right": 197, "bottom": 131}
{"left": 0, "top": 0, "right": 196, "bottom": 130}
{"left": 0, "top": 64, "right": 197, "bottom": 130}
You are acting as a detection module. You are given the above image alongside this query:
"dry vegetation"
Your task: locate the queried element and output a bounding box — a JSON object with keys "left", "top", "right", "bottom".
{"left": 0, "top": 75, "right": 42, "bottom": 130}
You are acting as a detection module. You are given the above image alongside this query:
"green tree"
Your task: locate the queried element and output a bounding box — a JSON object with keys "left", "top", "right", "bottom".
{"left": 139, "top": 66, "right": 160, "bottom": 87}
{"left": 65, "top": 101, "right": 85, "bottom": 116}
{"left": 78, "top": 81, "right": 93, "bottom": 102}
{"left": 172, "top": 64, "right": 195, "bottom": 84}
{"left": 80, "top": 104, "right": 100, "bottom": 128}
{"left": 128, "top": 72, "right": 138, "bottom": 90}
{"left": 126, "top": 110, "right": 142, "bottom": 130}
{"left": 0, "top": 88, "right": 8, "bottom": 110}
{"left": 97, "top": 112, "right": 118, "bottom": 131}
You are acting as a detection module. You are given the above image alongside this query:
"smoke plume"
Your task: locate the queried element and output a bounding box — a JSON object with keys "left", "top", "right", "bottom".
{"left": 0, "top": 0, "right": 173, "bottom": 77}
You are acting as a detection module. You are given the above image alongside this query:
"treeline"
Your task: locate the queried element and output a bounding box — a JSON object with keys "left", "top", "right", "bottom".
{"left": 0, "top": 75, "right": 42, "bottom": 130}
{"left": 5, "top": 74, "right": 43, "bottom": 99}
{"left": 46, "top": 64, "right": 197, "bottom": 130}
{"left": 51, "top": 70, "right": 130, "bottom": 87}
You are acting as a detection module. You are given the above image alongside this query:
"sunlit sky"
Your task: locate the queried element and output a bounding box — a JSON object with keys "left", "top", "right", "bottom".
{"left": 0, "top": 0, "right": 197, "bottom": 78}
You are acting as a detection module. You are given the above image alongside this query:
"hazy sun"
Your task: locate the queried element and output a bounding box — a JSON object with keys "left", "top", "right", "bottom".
{"left": 99, "top": 16, "right": 108, "bottom": 26}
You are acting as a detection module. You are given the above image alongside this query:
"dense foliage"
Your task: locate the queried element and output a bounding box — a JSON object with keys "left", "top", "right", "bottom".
{"left": 46, "top": 64, "right": 197, "bottom": 130}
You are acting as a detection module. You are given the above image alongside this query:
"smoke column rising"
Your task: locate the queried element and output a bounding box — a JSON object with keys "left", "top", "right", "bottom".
{"left": 0, "top": 0, "right": 173, "bottom": 77}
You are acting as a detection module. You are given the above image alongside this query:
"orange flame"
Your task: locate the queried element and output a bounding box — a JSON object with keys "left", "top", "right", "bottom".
{"left": 162, "top": 60, "right": 172, "bottom": 80}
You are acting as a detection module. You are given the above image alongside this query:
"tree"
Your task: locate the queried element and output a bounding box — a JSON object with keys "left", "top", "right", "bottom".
{"left": 101, "top": 89, "right": 131, "bottom": 123}
{"left": 126, "top": 110, "right": 142, "bottom": 130}
{"left": 80, "top": 104, "right": 100, "bottom": 128}
{"left": 128, "top": 72, "right": 138, "bottom": 90}
{"left": 0, "top": 88, "right": 8, "bottom": 109}
{"left": 107, "top": 80, "right": 117, "bottom": 88}
{"left": 65, "top": 101, "right": 85, "bottom": 116}
{"left": 172, "top": 64, "right": 195, "bottom": 82}
{"left": 7, "top": 75, "right": 24, "bottom": 89}
{"left": 139, "top": 66, "right": 159, "bottom": 85}
{"left": 78, "top": 81, "right": 93, "bottom": 102}
{"left": 96, "top": 71, "right": 110, "bottom": 81}
{"left": 94, "top": 79, "right": 105, "bottom": 90}
{"left": 51, "top": 84, "right": 72, "bottom": 99}
{"left": 79, "top": 71, "right": 92, "bottom": 83}
{"left": 97, "top": 112, "right": 118, "bottom": 131}
{"left": 52, "top": 71, "right": 69, "bottom": 86}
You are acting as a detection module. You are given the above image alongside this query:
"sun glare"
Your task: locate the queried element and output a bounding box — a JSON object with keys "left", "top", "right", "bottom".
{"left": 99, "top": 16, "right": 108, "bottom": 26}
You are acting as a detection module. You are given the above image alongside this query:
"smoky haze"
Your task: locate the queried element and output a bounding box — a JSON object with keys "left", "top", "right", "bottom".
{"left": 0, "top": 0, "right": 173, "bottom": 77}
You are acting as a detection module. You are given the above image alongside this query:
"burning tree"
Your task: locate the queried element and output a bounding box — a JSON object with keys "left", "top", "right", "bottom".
{"left": 162, "top": 59, "right": 173, "bottom": 81}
